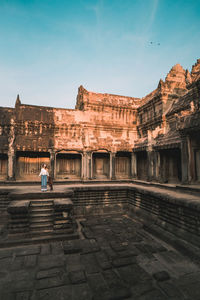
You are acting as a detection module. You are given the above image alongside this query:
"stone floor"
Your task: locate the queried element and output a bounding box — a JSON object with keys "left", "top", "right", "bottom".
{"left": 0, "top": 214, "right": 200, "bottom": 300}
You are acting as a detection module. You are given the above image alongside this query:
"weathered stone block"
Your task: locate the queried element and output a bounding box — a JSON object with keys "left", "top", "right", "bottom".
{"left": 54, "top": 198, "right": 73, "bottom": 212}
{"left": 63, "top": 240, "right": 82, "bottom": 255}
{"left": 36, "top": 267, "right": 63, "bottom": 279}
{"left": 7, "top": 200, "right": 30, "bottom": 214}
{"left": 153, "top": 271, "right": 170, "bottom": 282}
{"left": 69, "top": 270, "right": 86, "bottom": 284}
{"left": 112, "top": 256, "right": 136, "bottom": 267}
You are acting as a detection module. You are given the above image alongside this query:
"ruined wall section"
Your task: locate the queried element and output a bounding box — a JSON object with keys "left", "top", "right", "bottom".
{"left": 169, "top": 60, "right": 200, "bottom": 136}
{"left": 53, "top": 103, "right": 138, "bottom": 153}
{"left": 14, "top": 102, "right": 54, "bottom": 152}
{"left": 2, "top": 87, "right": 141, "bottom": 156}
{"left": 47, "top": 86, "right": 141, "bottom": 153}
{"left": 135, "top": 63, "right": 190, "bottom": 149}
{"left": 0, "top": 107, "right": 14, "bottom": 153}
{"left": 76, "top": 85, "right": 140, "bottom": 113}
{"left": 167, "top": 60, "right": 200, "bottom": 129}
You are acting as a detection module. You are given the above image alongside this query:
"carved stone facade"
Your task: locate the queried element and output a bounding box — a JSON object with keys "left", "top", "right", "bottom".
{"left": 0, "top": 59, "right": 200, "bottom": 184}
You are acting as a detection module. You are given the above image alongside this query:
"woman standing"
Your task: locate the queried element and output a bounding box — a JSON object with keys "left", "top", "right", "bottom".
{"left": 39, "top": 164, "right": 49, "bottom": 192}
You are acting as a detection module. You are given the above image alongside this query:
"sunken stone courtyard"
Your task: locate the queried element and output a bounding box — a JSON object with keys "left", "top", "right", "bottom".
{"left": 0, "top": 203, "right": 200, "bottom": 300}
{"left": 0, "top": 59, "right": 200, "bottom": 299}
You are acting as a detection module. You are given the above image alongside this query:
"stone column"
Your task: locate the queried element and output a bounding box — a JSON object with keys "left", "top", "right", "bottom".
{"left": 49, "top": 150, "right": 55, "bottom": 179}
{"left": 147, "top": 149, "right": 155, "bottom": 182}
{"left": 181, "top": 137, "right": 188, "bottom": 183}
{"left": 54, "top": 153, "right": 57, "bottom": 179}
{"left": 7, "top": 150, "right": 15, "bottom": 181}
{"left": 82, "top": 152, "right": 87, "bottom": 180}
{"left": 87, "top": 152, "right": 92, "bottom": 180}
{"left": 155, "top": 151, "right": 161, "bottom": 181}
{"left": 187, "top": 136, "right": 195, "bottom": 182}
{"left": 109, "top": 152, "right": 116, "bottom": 180}
{"left": 131, "top": 152, "right": 137, "bottom": 178}
{"left": 7, "top": 118, "right": 16, "bottom": 181}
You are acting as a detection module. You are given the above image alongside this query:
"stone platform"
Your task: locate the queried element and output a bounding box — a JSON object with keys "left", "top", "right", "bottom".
{"left": 0, "top": 214, "right": 200, "bottom": 300}
{"left": 0, "top": 183, "right": 200, "bottom": 299}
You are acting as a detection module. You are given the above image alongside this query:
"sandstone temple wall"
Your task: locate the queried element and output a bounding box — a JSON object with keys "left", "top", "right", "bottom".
{"left": 0, "top": 59, "right": 200, "bottom": 183}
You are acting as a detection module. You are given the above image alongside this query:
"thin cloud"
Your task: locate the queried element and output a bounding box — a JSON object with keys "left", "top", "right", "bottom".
{"left": 149, "top": 0, "right": 159, "bottom": 29}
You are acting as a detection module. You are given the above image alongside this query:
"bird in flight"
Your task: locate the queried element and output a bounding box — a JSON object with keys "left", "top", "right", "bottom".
{"left": 149, "top": 41, "right": 160, "bottom": 46}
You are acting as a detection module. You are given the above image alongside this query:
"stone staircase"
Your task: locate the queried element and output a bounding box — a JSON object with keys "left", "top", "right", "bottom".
{"left": 3, "top": 190, "right": 79, "bottom": 247}
{"left": 29, "top": 199, "right": 54, "bottom": 235}
{"left": 29, "top": 198, "right": 75, "bottom": 236}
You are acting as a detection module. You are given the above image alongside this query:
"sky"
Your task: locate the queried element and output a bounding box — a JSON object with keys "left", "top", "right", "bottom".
{"left": 0, "top": 0, "right": 200, "bottom": 109}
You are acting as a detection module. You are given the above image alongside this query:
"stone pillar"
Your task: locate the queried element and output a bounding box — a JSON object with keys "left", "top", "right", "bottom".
{"left": 82, "top": 152, "right": 87, "bottom": 180}
{"left": 7, "top": 118, "right": 15, "bottom": 181}
{"left": 181, "top": 138, "right": 188, "bottom": 183}
{"left": 131, "top": 152, "right": 137, "bottom": 178}
{"left": 54, "top": 153, "right": 57, "bottom": 179}
{"left": 155, "top": 151, "right": 161, "bottom": 181}
{"left": 49, "top": 150, "right": 55, "bottom": 179}
{"left": 7, "top": 150, "right": 15, "bottom": 181}
{"left": 187, "top": 136, "right": 195, "bottom": 182}
{"left": 147, "top": 150, "right": 154, "bottom": 182}
{"left": 87, "top": 152, "right": 92, "bottom": 180}
{"left": 110, "top": 152, "right": 116, "bottom": 180}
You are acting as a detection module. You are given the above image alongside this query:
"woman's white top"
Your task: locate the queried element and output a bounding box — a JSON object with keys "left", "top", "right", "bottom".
{"left": 39, "top": 168, "right": 49, "bottom": 176}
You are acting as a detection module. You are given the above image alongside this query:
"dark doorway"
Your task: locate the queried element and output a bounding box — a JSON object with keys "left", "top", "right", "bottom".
{"left": 93, "top": 152, "right": 109, "bottom": 179}
{"left": 0, "top": 154, "right": 8, "bottom": 180}
{"left": 159, "top": 148, "right": 182, "bottom": 183}
{"left": 115, "top": 152, "right": 131, "bottom": 179}
{"left": 136, "top": 151, "right": 148, "bottom": 180}
{"left": 56, "top": 153, "right": 81, "bottom": 179}
{"left": 16, "top": 151, "right": 50, "bottom": 181}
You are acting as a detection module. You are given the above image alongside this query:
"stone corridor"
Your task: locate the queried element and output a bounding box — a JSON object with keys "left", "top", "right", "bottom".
{"left": 0, "top": 214, "right": 200, "bottom": 300}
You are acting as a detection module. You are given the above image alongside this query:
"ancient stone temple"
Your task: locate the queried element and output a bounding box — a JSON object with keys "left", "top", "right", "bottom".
{"left": 0, "top": 59, "right": 200, "bottom": 184}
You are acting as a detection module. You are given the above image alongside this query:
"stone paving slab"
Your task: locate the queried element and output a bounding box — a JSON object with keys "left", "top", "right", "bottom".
{"left": 0, "top": 214, "right": 200, "bottom": 300}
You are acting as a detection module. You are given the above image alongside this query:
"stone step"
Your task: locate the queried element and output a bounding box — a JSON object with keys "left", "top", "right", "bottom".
{"left": 9, "top": 191, "right": 73, "bottom": 201}
{"left": 30, "top": 200, "right": 54, "bottom": 205}
{"left": 30, "top": 198, "right": 55, "bottom": 201}
{"left": 53, "top": 227, "right": 74, "bottom": 234}
{"left": 30, "top": 223, "right": 53, "bottom": 231}
{"left": 54, "top": 219, "right": 71, "bottom": 225}
{"left": 30, "top": 229, "right": 54, "bottom": 235}
{"left": 30, "top": 217, "right": 53, "bottom": 223}
{"left": 30, "top": 213, "right": 53, "bottom": 218}
{"left": 30, "top": 207, "right": 54, "bottom": 213}
{"left": 1, "top": 231, "right": 79, "bottom": 248}
{"left": 54, "top": 216, "right": 73, "bottom": 222}
{"left": 31, "top": 202, "right": 53, "bottom": 207}
{"left": 54, "top": 222, "right": 73, "bottom": 229}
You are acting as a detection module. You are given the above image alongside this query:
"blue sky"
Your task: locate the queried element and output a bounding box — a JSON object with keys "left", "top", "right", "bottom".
{"left": 0, "top": 0, "right": 200, "bottom": 108}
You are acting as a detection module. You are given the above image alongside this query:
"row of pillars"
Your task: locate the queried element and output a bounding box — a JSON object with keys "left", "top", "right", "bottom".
{"left": 139, "top": 139, "right": 189, "bottom": 184}
{"left": 5, "top": 151, "right": 136, "bottom": 181}
{"left": 5, "top": 141, "right": 189, "bottom": 183}
{"left": 51, "top": 151, "right": 137, "bottom": 180}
